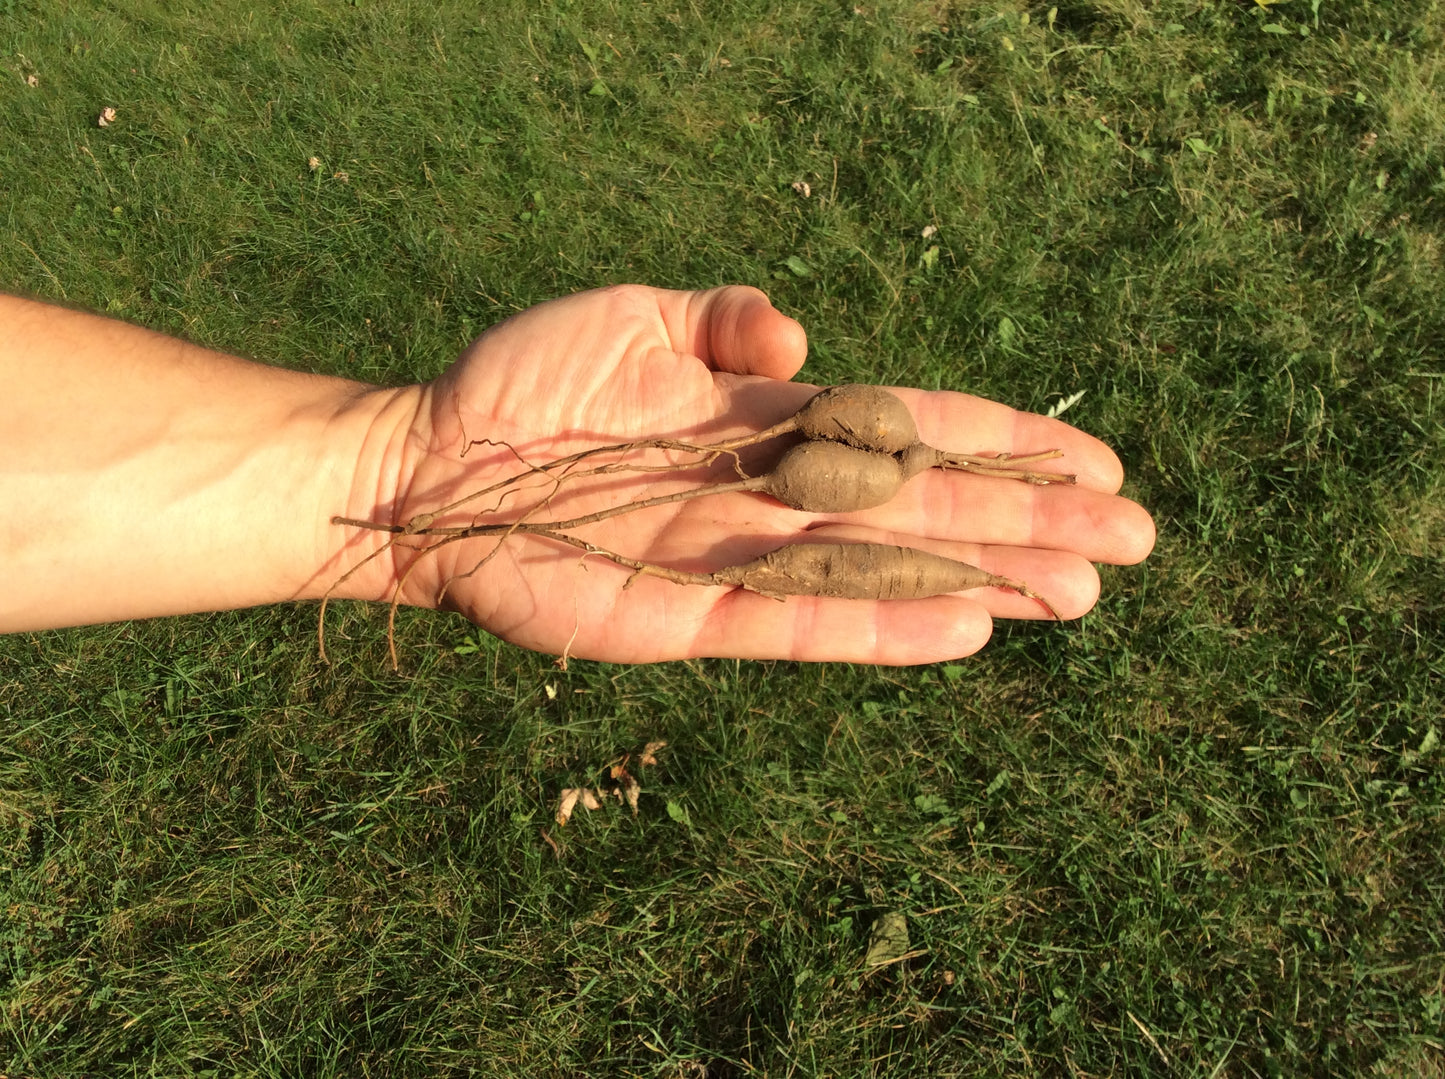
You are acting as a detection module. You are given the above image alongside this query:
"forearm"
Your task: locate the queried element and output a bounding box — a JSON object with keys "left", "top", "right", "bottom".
{"left": 0, "top": 295, "right": 415, "bottom": 631}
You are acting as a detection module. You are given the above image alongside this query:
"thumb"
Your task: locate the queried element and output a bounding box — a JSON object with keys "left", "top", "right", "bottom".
{"left": 665, "top": 285, "right": 810, "bottom": 380}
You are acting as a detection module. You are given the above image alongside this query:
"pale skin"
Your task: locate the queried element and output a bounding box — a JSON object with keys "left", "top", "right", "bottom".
{"left": 0, "top": 285, "right": 1156, "bottom": 664}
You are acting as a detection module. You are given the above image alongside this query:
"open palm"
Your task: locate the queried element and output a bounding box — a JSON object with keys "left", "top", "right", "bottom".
{"left": 361, "top": 284, "right": 1154, "bottom": 664}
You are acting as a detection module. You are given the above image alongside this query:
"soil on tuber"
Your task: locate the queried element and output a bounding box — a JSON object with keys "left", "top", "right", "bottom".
{"left": 710, "top": 541, "right": 1060, "bottom": 616}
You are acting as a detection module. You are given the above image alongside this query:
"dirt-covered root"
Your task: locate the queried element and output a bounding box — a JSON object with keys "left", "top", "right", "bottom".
{"left": 761, "top": 441, "right": 905, "bottom": 512}
{"left": 791, "top": 383, "right": 920, "bottom": 454}
{"left": 711, "top": 541, "right": 1061, "bottom": 617}
{"left": 795, "top": 384, "right": 1075, "bottom": 486}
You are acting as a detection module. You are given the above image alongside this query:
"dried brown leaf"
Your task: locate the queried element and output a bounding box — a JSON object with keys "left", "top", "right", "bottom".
{"left": 556, "top": 788, "right": 582, "bottom": 826}
{"left": 639, "top": 740, "right": 667, "bottom": 766}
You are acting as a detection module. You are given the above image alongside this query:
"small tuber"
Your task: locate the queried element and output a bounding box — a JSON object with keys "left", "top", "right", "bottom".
{"left": 792, "top": 383, "right": 920, "bottom": 454}
{"left": 740, "top": 383, "right": 1077, "bottom": 486}
{"left": 759, "top": 441, "right": 905, "bottom": 513}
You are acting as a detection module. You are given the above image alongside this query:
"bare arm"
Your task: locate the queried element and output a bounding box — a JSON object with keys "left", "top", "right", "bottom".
{"left": 0, "top": 294, "right": 409, "bottom": 631}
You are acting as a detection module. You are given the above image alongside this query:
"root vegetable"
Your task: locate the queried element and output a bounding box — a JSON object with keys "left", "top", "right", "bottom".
{"left": 335, "top": 382, "right": 1075, "bottom": 540}
{"left": 711, "top": 541, "right": 1061, "bottom": 617}
{"left": 720, "top": 384, "right": 1075, "bottom": 486}
{"left": 412, "top": 440, "right": 911, "bottom": 529}
{"left": 535, "top": 533, "right": 1061, "bottom": 618}
{"left": 760, "top": 441, "right": 905, "bottom": 512}
{"left": 792, "top": 383, "right": 919, "bottom": 454}
{"left": 486, "top": 438, "right": 907, "bottom": 521}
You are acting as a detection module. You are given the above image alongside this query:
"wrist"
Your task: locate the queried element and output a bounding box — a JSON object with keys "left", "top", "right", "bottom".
{"left": 308, "top": 383, "right": 431, "bottom": 607}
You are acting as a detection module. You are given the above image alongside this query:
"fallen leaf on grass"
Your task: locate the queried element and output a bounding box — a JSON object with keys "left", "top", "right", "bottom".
{"left": 554, "top": 739, "right": 667, "bottom": 826}
{"left": 26, "top": 74, "right": 39, "bottom": 88}
{"left": 556, "top": 786, "right": 609, "bottom": 825}
{"left": 97, "top": 106, "right": 117, "bottom": 127}
{"left": 556, "top": 788, "right": 582, "bottom": 826}
{"left": 308, "top": 156, "right": 321, "bottom": 170}
{"left": 791, "top": 180, "right": 811, "bottom": 198}
{"left": 778, "top": 255, "right": 813, "bottom": 279}
{"left": 865, "top": 911, "right": 911, "bottom": 967}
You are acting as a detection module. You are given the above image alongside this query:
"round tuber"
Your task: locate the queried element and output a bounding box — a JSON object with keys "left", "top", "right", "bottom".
{"left": 760, "top": 441, "right": 905, "bottom": 513}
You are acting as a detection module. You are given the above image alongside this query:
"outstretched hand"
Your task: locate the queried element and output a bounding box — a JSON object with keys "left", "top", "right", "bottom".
{"left": 336, "top": 284, "right": 1156, "bottom": 664}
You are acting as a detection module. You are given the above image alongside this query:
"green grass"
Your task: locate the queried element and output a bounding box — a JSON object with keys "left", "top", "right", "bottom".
{"left": 2, "top": 0, "right": 1443, "bottom": 1074}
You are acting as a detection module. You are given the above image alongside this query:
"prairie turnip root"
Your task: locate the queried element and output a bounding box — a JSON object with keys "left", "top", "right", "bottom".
{"left": 336, "top": 382, "right": 1074, "bottom": 540}
{"left": 417, "top": 440, "right": 909, "bottom": 528}
{"left": 792, "top": 384, "right": 919, "bottom": 454}
{"left": 760, "top": 441, "right": 905, "bottom": 512}
{"left": 710, "top": 541, "right": 1061, "bottom": 617}
{"left": 505, "top": 438, "right": 908, "bottom": 520}
{"left": 510, "top": 532, "right": 1059, "bottom": 621}
{"left": 501, "top": 397, "right": 1058, "bottom": 520}
{"left": 735, "top": 384, "right": 1076, "bottom": 487}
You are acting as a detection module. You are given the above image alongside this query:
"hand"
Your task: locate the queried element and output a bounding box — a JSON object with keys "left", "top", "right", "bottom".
{"left": 336, "top": 284, "right": 1156, "bottom": 664}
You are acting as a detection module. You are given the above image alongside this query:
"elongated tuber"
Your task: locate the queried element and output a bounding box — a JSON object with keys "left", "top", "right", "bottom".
{"left": 711, "top": 541, "right": 1060, "bottom": 617}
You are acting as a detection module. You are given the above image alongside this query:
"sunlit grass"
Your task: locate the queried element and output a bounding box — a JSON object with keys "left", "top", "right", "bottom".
{"left": 1, "top": 1, "right": 1442, "bottom": 1074}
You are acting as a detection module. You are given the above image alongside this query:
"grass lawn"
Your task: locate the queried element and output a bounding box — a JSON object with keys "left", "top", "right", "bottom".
{"left": 2, "top": 0, "right": 1442, "bottom": 1074}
